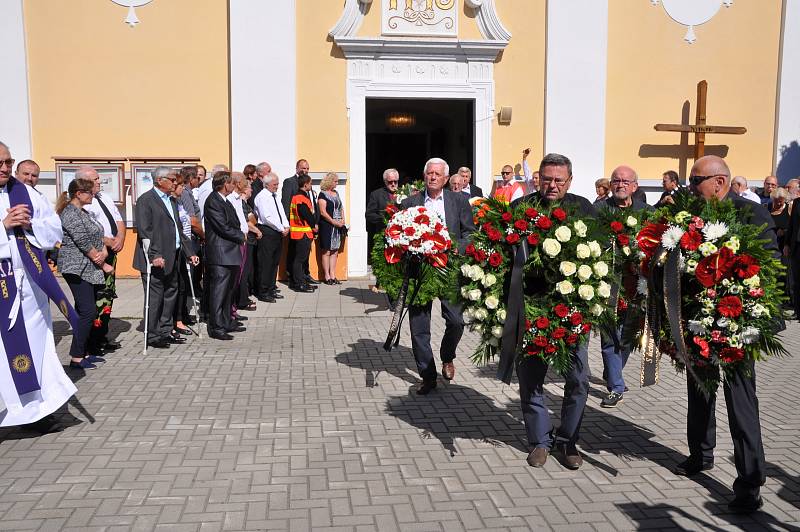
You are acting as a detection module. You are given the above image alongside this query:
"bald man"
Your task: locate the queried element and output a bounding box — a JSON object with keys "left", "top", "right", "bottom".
{"left": 678, "top": 155, "right": 778, "bottom": 513}
{"left": 15, "top": 160, "right": 40, "bottom": 188}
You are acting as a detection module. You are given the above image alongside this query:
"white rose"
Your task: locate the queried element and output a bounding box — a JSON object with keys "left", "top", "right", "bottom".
{"left": 576, "top": 243, "right": 590, "bottom": 259}
{"left": 469, "top": 288, "right": 482, "bottom": 301}
{"left": 592, "top": 261, "right": 609, "bottom": 278}
{"left": 588, "top": 241, "right": 602, "bottom": 258}
{"left": 497, "top": 308, "right": 507, "bottom": 323}
{"left": 470, "top": 265, "right": 485, "bottom": 281}
{"left": 485, "top": 295, "right": 499, "bottom": 310}
{"left": 597, "top": 281, "right": 611, "bottom": 299}
{"left": 622, "top": 246, "right": 631, "bottom": 256}
{"left": 460, "top": 286, "right": 470, "bottom": 298}
{"left": 460, "top": 264, "right": 472, "bottom": 277}
{"left": 482, "top": 273, "right": 497, "bottom": 288}
{"left": 491, "top": 325, "right": 504, "bottom": 339}
{"left": 554, "top": 226, "right": 572, "bottom": 243}
{"left": 577, "top": 265, "right": 593, "bottom": 282}
{"left": 474, "top": 308, "right": 489, "bottom": 321}
{"left": 556, "top": 280, "right": 574, "bottom": 295}
{"left": 590, "top": 303, "right": 604, "bottom": 316}
{"left": 626, "top": 216, "right": 638, "bottom": 228}
{"left": 559, "top": 261, "right": 577, "bottom": 277}
{"left": 573, "top": 220, "right": 588, "bottom": 238}
{"left": 542, "top": 238, "right": 562, "bottom": 257}
{"left": 577, "top": 285, "right": 595, "bottom": 301}
{"left": 463, "top": 308, "right": 475, "bottom": 323}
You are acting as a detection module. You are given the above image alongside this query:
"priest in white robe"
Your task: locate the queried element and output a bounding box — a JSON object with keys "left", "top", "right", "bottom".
{"left": 0, "top": 141, "right": 76, "bottom": 432}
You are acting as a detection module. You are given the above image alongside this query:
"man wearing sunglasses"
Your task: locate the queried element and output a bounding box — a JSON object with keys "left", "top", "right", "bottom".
{"left": 677, "top": 155, "right": 778, "bottom": 514}
{"left": 492, "top": 164, "right": 524, "bottom": 203}
{"left": 365, "top": 168, "right": 400, "bottom": 291}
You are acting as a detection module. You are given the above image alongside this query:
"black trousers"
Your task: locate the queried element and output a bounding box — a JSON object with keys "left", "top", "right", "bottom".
{"left": 792, "top": 246, "right": 800, "bottom": 316}
{"left": 141, "top": 255, "right": 179, "bottom": 343}
{"left": 64, "top": 274, "right": 101, "bottom": 357}
{"left": 291, "top": 237, "right": 312, "bottom": 288}
{"left": 256, "top": 226, "right": 283, "bottom": 295}
{"left": 686, "top": 363, "right": 766, "bottom": 498}
{"left": 206, "top": 263, "right": 237, "bottom": 335}
{"left": 408, "top": 299, "right": 464, "bottom": 382}
{"left": 173, "top": 253, "right": 191, "bottom": 323}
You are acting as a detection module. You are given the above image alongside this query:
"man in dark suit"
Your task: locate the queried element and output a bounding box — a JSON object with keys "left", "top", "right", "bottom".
{"left": 510, "top": 153, "right": 596, "bottom": 471}
{"left": 365, "top": 168, "right": 400, "bottom": 266}
{"left": 674, "top": 155, "right": 776, "bottom": 514}
{"left": 134, "top": 167, "right": 198, "bottom": 349}
{"left": 458, "top": 166, "right": 483, "bottom": 198}
{"left": 203, "top": 171, "right": 246, "bottom": 340}
{"left": 401, "top": 158, "right": 475, "bottom": 395}
{"left": 786, "top": 192, "right": 800, "bottom": 318}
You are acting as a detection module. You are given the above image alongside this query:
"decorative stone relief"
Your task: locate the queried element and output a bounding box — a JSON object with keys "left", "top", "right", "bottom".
{"left": 381, "top": 0, "right": 458, "bottom": 37}
{"left": 651, "top": 0, "right": 734, "bottom": 43}
{"left": 110, "top": 0, "right": 152, "bottom": 27}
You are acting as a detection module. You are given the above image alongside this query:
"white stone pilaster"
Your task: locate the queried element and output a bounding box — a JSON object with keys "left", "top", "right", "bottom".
{"left": 775, "top": 0, "right": 800, "bottom": 181}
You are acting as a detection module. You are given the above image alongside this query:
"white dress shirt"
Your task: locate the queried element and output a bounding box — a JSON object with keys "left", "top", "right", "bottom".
{"left": 253, "top": 189, "right": 289, "bottom": 232}
{"left": 197, "top": 179, "right": 214, "bottom": 221}
{"left": 227, "top": 191, "right": 248, "bottom": 234}
{"left": 84, "top": 193, "right": 123, "bottom": 239}
{"left": 424, "top": 190, "right": 447, "bottom": 225}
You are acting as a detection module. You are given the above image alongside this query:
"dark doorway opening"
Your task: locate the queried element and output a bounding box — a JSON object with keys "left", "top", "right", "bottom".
{"left": 365, "top": 98, "right": 474, "bottom": 203}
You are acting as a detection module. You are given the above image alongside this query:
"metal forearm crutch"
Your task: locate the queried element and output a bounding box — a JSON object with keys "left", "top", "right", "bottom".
{"left": 185, "top": 261, "right": 202, "bottom": 339}
{"left": 142, "top": 239, "right": 152, "bottom": 356}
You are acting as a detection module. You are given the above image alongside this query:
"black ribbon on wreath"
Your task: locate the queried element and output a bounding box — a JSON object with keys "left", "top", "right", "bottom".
{"left": 497, "top": 240, "right": 530, "bottom": 384}
{"left": 384, "top": 253, "right": 426, "bottom": 351}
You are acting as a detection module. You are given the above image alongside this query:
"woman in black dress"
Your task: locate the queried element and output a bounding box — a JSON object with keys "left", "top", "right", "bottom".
{"left": 770, "top": 187, "right": 791, "bottom": 308}
{"left": 317, "top": 172, "right": 346, "bottom": 284}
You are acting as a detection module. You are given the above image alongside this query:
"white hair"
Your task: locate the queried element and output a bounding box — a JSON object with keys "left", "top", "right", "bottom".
{"left": 75, "top": 164, "right": 97, "bottom": 180}
{"left": 383, "top": 168, "right": 399, "bottom": 182}
{"left": 151, "top": 166, "right": 172, "bottom": 180}
{"left": 732, "top": 175, "right": 748, "bottom": 187}
{"left": 264, "top": 172, "right": 280, "bottom": 185}
{"left": 423, "top": 158, "right": 449, "bottom": 178}
{"left": 256, "top": 162, "right": 271, "bottom": 175}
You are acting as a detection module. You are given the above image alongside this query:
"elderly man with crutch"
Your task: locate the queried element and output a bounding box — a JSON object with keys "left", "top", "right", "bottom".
{"left": 134, "top": 167, "right": 198, "bottom": 351}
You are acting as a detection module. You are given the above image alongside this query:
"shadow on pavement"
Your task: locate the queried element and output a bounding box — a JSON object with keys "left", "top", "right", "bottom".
{"left": 339, "top": 287, "right": 390, "bottom": 315}
{"left": 334, "top": 338, "right": 419, "bottom": 388}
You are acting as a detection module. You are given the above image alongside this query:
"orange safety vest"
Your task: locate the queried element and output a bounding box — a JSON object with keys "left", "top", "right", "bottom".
{"left": 494, "top": 181, "right": 523, "bottom": 203}
{"left": 289, "top": 193, "right": 314, "bottom": 240}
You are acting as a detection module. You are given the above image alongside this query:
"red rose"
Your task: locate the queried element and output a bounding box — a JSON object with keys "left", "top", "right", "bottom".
{"left": 535, "top": 316, "right": 550, "bottom": 329}
{"left": 566, "top": 334, "right": 579, "bottom": 345}
{"left": 525, "top": 208, "right": 539, "bottom": 219}
{"left": 501, "top": 212, "right": 513, "bottom": 222}
{"left": 103, "top": 306, "right": 112, "bottom": 315}
{"left": 527, "top": 233, "right": 540, "bottom": 246}
{"left": 680, "top": 230, "right": 702, "bottom": 251}
{"left": 552, "top": 208, "right": 567, "bottom": 222}
{"left": 610, "top": 221, "right": 624, "bottom": 233}
{"left": 488, "top": 253, "right": 503, "bottom": 267}
{"left": 506, "top": 233, "right": 521, "bottom": 244}
{"left": 384, "top": 246, "right": 403, "bottom": 264}
{"left": 536, "top": 216, "right": 552, "bottom": 230}
{"left": 545, "top": 345, "right": 557, "bottom": 354}
{"left": 93, "top": 319, "right": 102, "bottom": 328}
{"left": 474, "top": 249, "right": 487, "bottom": 262}
{"left": 554, "top": 304, "right": 569, "bottom": 318}
{"left": 534, "top": 335, "right": 549, "bottom": 347}
{"left": 514, "top": 219, "right": 528, "bottom": 231}
{"left": 617, "top": 234, "right": 630, "bottom": 246}
{"left": 552, "top": 327, "right": 567, "bottom": 339}
{"left": 487, "top": 229, "right": 502, "bottom": 242}
{"left": 404, "top": 226, "right": 416, "bottom": 237}
{"left": 717, "top": 295, "right": 743, "bottom": 318}
{"left": 581, "top": 323, "right": 591, "bottom": 334}
{"left": 570, "top": 312, "right": 583, "bottom": 326}
{"left": 637, "top": 223, "right": 668, "bottom": 259}
{"left": 525, "top": 319, "right": 532, "bottom": 331}
{"left": 465, "top": 243, "right": 476, "bottom": 256}
{"left": 693, "top": 336, "right": 710, "bottom": 358}
{"left": 733, "top": 255, "right": 760, "bottom": 279}
{"left": 720, "top": 346, "right": 745, "bottom": 363}
{"left": 695, "top": 247, "right": 736, "bottom": 288}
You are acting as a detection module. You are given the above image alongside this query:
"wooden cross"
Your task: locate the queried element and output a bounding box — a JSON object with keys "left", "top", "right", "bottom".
{"left": 654, "top": 80, "right": 746, "bottom": 159}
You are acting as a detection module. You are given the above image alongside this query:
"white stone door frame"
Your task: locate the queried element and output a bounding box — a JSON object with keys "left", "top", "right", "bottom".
{"left": 339, "top": 44, "right": 501, "bottom": 277}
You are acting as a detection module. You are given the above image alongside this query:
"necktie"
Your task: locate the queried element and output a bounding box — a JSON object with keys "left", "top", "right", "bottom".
{"left": 272, "top": 193, "right": 286, "bottom": 226}
{"left": 95, "top": 194, "right": 118, "bottom": 236}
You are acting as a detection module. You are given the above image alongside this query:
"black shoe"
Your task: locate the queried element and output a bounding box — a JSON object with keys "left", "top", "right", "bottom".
{"left": 234, "top": 315, "right": 248, "bottom": 321}
{"left": 416, "top": 380, "right": 437, "bottom": 395}
{"left": 147, "top": 339, "right": 171, "bottom": 349}
{"left": 305, "top": 276, "right": 320, "bottom": 285}
{"left": 292, "top": 285, "right": 315, "bottom": 293}
{"left": 600, "top": 391, "right": 624, "bottom": 408}
{"left": 727, "top": 495, "right": 763, "bottom": 514}
{"left": 271, "top": 292, "right": 284, "bottom": 299}
{"left": 257, "top": 295, "right": 276, "bottom": 303}
{"left": 168, "top": 334, "right": 187, "bottom": 344}
{"left": 26, "top": 415, "right": 65, "bottom": 434}
{"left": 226, "top": 325, "right": 246, "bottom": 333}
{"left": 674, "top": 457, "right": 714, "bottom": 476}
{"left": 102, "top": 340, "right": 122, "bottom": 351}
{"left": 209, "top": 331, "right": 234, "bottom": 341}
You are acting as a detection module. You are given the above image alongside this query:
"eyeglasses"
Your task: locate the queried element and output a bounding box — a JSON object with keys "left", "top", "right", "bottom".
{"left": 610, "top": 179, "right": 635, "bottom": 187}
{"left": 501, "top": 171, "right": 512, "bottom": 175}
{"left": 386, "top": 180, "right": 399, "bottom": 185}
{"left": 0, "top": 159, "right": 15, "bottom": 169}
{"left": 689, "top": 174, "right": 723, "bottom": 187}
{"left": 540, "top": 175, "right": 570, "bottom": 186}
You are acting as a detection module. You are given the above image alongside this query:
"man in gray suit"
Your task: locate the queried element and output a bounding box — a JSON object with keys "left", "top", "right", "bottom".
{"left": 134, "top": 167, "right": 198, "bottom": 349}
{"left": 401, "top": 158, "right": 475, "bottom": 395}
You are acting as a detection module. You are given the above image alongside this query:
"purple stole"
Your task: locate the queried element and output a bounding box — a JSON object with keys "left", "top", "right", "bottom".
{"left": 1, "top": 178, "right": 78, "bottom": 396}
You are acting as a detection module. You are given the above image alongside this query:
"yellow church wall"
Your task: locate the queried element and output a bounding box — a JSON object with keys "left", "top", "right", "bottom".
{"left": 23, "top": 0, "right": 230, "bottom": 170}
{"left": 491, "top": 0, "right": 546, "bottom": 177}
{"left": 604, "top": 2, "right": 782, "bottom": 181}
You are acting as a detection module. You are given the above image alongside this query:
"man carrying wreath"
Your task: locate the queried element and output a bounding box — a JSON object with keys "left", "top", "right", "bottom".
{"left": 678, "top": 155, "right": 777, "bottom": 513}
{"left": 511, "top": 153, "right": 596, "bottom": 470}
{"left": 402, "top": 158, "right": 474, "bottom": 395}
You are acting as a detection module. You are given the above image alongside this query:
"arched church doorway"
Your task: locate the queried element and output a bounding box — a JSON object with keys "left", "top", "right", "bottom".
{"left": 365, "top": 98, "right": 474, "bottom": 200}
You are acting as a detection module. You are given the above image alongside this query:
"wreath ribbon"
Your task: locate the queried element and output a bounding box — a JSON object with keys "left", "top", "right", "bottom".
{"left": 383, "top": 254, "right": 425, "bottom": 351}
{"left": 497, "top": 241, "right": 529, "bottom": 384}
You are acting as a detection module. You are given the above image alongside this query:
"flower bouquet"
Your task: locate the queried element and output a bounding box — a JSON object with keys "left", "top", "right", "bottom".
{"left": 634, "top": 194, "right": 787, "bottom": 390}
{"left": 456, "top": 197, "right": 613, "bottom": 377}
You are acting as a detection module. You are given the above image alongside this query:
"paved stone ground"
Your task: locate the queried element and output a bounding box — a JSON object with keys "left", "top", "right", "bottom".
{"left": 0, "top": 279, "right": 799, "bottom": 531}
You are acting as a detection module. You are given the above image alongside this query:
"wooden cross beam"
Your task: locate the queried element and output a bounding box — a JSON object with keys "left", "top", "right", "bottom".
{"left": 654, "top": 80, "right": 746, "bottom": 159}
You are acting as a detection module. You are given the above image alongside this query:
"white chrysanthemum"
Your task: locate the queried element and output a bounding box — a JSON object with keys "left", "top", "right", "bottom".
{"left": 573, "top": 220, "right": 588, "bottom": 237}
{"left": 661, "top": 226, "right": 685, "bottom": 250}
{"left": 485, "top": 295, "right": 499, "bottom": 310}
{"left": 688, "top": 320, "right": 706, "bottom": 334}
{"left": 702, "top": 221, "right": 729, "bottom": 242}
{"left": 741, "top": 326, "right": 760, "bottom": 344}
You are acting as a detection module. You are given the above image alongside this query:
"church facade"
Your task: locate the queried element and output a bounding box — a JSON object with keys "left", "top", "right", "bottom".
{"left": 2, "top": 0, "right": 798, "bottom": 277}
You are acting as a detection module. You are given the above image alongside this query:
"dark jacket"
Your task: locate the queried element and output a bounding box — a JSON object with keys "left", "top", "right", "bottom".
{"left": 281, "top": 174, "right": 300, "bottom": 218}
{"left": 785, "top": 197, "right": 800, "bottom": 252}
{"left": 725, "top": 191, "right": 779, "bottom": 256}
{"left": 365, "top": 187, "right": 393, "bottom": 233}
{"left": 133, "top": 188, "right": 194, "bottom": 275}
{"left": 400, "top": 189, "right": 475, "bottom": 253}
{"left": 58, "top": 203, "right": 105, "bottom": 284}
{"left": 597, "top": 197, "right": 654, "bottom": 214}
{"left": 512, "top": 191, "right": 597, "bottom": 218}
{"left": 204, "top": 191, "right": 244, "bottom": 266}
{"left": 469, "top": 184, "right": 484, "bottom": 198}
